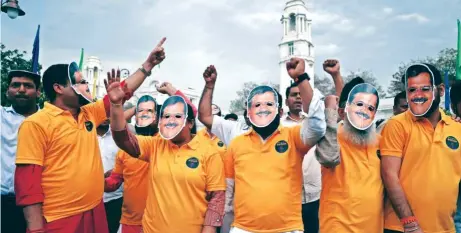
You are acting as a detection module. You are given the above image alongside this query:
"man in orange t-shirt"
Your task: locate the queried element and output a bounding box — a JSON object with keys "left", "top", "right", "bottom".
{"left": 315, "top": 78, "right": 384, "bottom": 233}
{"left": 14, "top": 38, "right": 166, "bottom": 233}
{"left": 381, "top": 63, "right": 461, "bottom": 233}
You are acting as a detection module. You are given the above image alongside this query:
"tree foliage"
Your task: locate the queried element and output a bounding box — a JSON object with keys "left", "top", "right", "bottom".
{"left": 229, "top": 81, "right": 279, "bottom": 113}
{"left": 313, "top": 74, "right": 335, "bottom": 96}
{"left": 387, "top": 48, "right": 457, "bottom": 97}
{"left": 1, "top": 43, "right": 46, "bottom": 107}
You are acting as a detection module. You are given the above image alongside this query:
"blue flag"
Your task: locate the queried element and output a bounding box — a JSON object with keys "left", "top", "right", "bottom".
{"left": 445, "top": 70, "right": 450, "bottom": 110}
{"left": 31, "top": 25, "right": 40, "bottom": 73}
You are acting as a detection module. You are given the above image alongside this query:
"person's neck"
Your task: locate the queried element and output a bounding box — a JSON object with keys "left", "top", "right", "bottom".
{"left": 172, "top": 134, "right": 193, "bottom": 147}
{"left": 288, "top": 110, "right": 302, "bottom": 121}
{"left": 425, "top": 109, "right": 442, "bottom": 129}
{"left": 52, "top": 99, "right": 80, "bottom": 120}
{"left": 12, "top": 103, "right": 38, "bottom": 117}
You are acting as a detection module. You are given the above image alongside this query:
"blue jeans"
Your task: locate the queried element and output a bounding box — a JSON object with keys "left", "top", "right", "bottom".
{"left": 455, "top": 183, "right": 461, "bottom": 233}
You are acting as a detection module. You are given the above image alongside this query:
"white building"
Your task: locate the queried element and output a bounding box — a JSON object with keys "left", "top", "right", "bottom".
{"left": 279, "top": 0, "right": 315, "bottom": 111}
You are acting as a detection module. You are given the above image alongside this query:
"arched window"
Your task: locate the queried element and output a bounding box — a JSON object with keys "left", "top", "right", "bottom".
{"left": 289, "top": 13, "right": 296, "bottom": 31}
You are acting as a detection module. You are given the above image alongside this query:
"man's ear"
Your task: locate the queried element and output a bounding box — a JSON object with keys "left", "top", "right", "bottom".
{"left": 437, "top": 84, "right": 445, "bottom": 97}
{"left": 53, "top": 83, "right": 64, "bottom": 95}
{"left": 278, "top": 108, "right": 284, "bottom": 117}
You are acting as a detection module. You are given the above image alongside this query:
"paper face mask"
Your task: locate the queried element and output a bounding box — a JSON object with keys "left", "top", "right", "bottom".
{"left": 135, "top": 95, "right": 157, "bottom": 128}
{"left": 246, "top": 85, "right": 279, "bottom": 128}
{"left": 405, "top": 63, "right": 436, "bottom": 117}
{"left": 68, "top": 62, "right": 93, "bottom": 105}
{"left": 159, "top": 95, "right": 188, "bottom": 140}
{"left": 211, "top": 104, "right": 221, "bottom": 116}
{"left": 345, "top": 83, "right": 379, "bottom": 130}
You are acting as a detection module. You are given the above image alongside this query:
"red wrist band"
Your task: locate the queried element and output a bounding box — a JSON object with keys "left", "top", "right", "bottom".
{"left": 27, "top": 228, "right": 46, "bottom": 233}
{"left": 401, "top": 216, "right": 418, "bottom": 225}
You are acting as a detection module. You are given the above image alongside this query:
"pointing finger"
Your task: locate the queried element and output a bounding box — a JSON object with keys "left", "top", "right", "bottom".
{"left": 156, "top": 37, "right": 167, "bottom": 48}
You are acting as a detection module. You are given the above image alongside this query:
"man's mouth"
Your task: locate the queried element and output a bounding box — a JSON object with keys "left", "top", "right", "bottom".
{"left": 15, "top": 96, "right": 28, "bottom": 100}
{"left": 294, "top": 101, "right": 302, "bottom": 106}
{"left": 165, "top": 123, "right": 178, "bottom": 129}
{"left": 256, "top": 111, "right": 272, "bottom": 117}
{"left": 411, "top": 97, "right": 428, "bottom": 105}
{"left": 355, "top": 111, "right": 370, "bottom": 120}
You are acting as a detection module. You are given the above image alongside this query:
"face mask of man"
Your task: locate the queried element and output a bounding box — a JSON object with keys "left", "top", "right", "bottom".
{"left": 135, "top": 95, "right": 158, "bottom": 136}
{"left": 159, "top": 96, "right": 188, "bottom": 140}
{"left": 345, "top": 83, "right": 380, "bottom": 131}
{"left": 246, "top": 86, "right": 280, "bottom": 138}
{"left": 405, "top": 63, "right": 437, "bottom": 117}
{"left": 68, "top": 62, "right": 93, "bottom": 106}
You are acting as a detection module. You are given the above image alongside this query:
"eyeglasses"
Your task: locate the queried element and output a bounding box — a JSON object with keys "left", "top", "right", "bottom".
{"left": 407, "top": 86, "right": 433, "bottom": 93}
{"left": 251, "top": 101, "right": 277, "bottom": 108}
{"left": 351, "top": 101, "right": 376, "bottom": 112}
{"left": 162, "top": 113, "right": 185, "bottom": 119}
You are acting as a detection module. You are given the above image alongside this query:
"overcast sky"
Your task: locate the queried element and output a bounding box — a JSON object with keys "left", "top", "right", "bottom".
{"left": 2, "top": 0, "right": 460, "bottom": 112}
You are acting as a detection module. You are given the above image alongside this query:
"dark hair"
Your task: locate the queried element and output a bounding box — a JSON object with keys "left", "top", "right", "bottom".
{"left": 186, "top": 104, "right": 196, "bottom": 134}
{"left": 8, "top": 71, "right": 41, "bottom": 90}
{"left": 403, "top": 63, "right": 442, "bottom": 86}
{"left": 450, "top": 80, "right": 461, "bottom": 106}
{"left": 393, "top": 91, "right": 406, "bottom": 107}
{"left": 285, "top": 82, "right": 298, "bottom": 100}
{"left": 42, "top": 64, "right": 70, "bottom": 102}
{"left": 247, "top": 86, "right": 279, "bottom": 108}
{"left": 347, "top": 83, "right": 380, "bottom": 109}
{"left": 339, "top": 77, "right": 365, "bottom": 108}
{"left": 161, "top": 96, "right": 187, "bottom": 117}
{"left": 224, "top": 113, "right": 238, "bottom": 120}
{"left": 275, "top": 90, "right": 283, "bottom": 109}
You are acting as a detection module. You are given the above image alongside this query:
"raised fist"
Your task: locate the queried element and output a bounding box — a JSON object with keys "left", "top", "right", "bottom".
{"left": 143, "top": 37, "right": 167, "bottom": 71}
{"left": 203, "top": 65, "right": 217, "bottom": 88}
{"left": 324, "top": 95, "right": 339, "bottom": 110}
{"left": 156, "top": 82, "right": 177, "bottom": 96}
{"left": 286, "top": 58, "right": 305, "bottom": 81}
{"left": 323, "top": 59, "right": 340, "bottom": 77}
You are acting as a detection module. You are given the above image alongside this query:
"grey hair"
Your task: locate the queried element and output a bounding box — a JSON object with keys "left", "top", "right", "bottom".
{"left": 247, "top": 85, "right": 278, "bottom": 109}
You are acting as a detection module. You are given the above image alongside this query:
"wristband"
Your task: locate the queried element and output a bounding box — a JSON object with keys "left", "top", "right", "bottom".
{"left": 139, "top": 66, "right": 151, "bottom": 77}
{"left": 295, "top": 73, "right": 310, "bottom": 85}
{"left": 401, "top": 216, "right": 418, "bottom": 225}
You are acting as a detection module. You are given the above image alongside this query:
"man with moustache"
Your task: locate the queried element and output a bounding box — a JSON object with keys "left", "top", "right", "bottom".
{"left": 198, "top": 65, "right": 286, "bottom": 233}
{"left": 315, "top": 79, "right": 384, "bottom": 233}
{"left": 377, "top": 91, "right": 408, "bottom": 133}
{"left": 223, "top": 58, "right": 326, "bottom": 233}
{"left": 14, "top": 37, "right": 167, "bottom": 233}
{"left": 381, "top": 63, "right": 461, "bottom": 233}
{"left": 1, "top": 70, "right": 41, "bottom": 233}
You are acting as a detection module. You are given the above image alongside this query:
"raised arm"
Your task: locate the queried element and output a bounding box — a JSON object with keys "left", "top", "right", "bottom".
{"left": 156, "top": 82, "right": 198, "bottom": 117}
{"left": 323, "top": 59, "right": 344, "bottom": 97}
{"left": 315, "top": 95, "right": 340, "bottom": 167}
{"left": 198, "top": 65, "right": 218, "bottom": 129}
{"left": 380, "top": 119, "right": 421, "bottom": 232}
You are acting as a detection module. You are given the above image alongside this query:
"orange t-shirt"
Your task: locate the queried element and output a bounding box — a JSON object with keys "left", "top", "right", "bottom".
{"left": 319, "top": 124, "right": 383, "bottom": 232}
{"left": 224, "top": 125, "right": 311, "bottom": 233}
{"left": 112, "top": 142, "right": 150, "bottom": 226}
{"left": 380, "top": 110, "right": 461, "bottom": 233}
{"left": 197, "top": 128, "right": 226, "bottom": 158}
{"left": 15, "top": 101, "right": 107, "bottom": 222}
{"left": 136, "top": 133, "right": 226, "bottom": 233}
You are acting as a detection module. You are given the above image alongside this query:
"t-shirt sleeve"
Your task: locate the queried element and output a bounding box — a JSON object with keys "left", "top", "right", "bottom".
{"left": 380, "top": 119, "right": 406, "bottom": 157}
{"left": 16, "top": 121, "right": 47, "bottom": 166}
{"left": 82, "top": 99, "right": 107, "bottom": 127}
{"left": 112, "top": 151, "right": 124, "bottom": 174}
{"left": 205, "top": 148, "right": 226, "bottom": 192}
{"left": 137, "top": 135, "right": 156, "bottom": 162}
{"left": 289, "top": 125, "right": 311, "bottom": 155}
{"left": 223, "top": 144, "right": 235, "bottom": 179}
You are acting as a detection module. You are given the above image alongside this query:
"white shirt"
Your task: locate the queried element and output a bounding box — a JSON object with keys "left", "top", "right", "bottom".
{"left": 98, "top": 129, "right": 124, "bottom": 202}
{"left": 1, "top": 105, "right": 39, "bottom": 195}
{"left": 211, "top": 116, "right": 249, "bottom": 147}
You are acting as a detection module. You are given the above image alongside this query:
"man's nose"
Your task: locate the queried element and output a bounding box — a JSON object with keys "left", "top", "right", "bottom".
{"left": 18, "top": 84, "right": 26, "bottom": 93}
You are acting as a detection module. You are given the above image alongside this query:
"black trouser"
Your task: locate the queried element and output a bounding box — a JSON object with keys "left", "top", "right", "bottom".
{"left": 384, "top": 230, "right": 403, "bottom": 233}
{"left": 1, "top": 194, "right": 27, "bottom": 233}
{"left": 104, "top": 197, "right": 123, "bottom": 233}
{"left": 302, "top": 200, "right": 320, "bottom": 233}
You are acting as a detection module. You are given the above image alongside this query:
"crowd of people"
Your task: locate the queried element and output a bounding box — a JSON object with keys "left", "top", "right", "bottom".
{"left": 2, "top": 37, "right": 461, "bottom": 233}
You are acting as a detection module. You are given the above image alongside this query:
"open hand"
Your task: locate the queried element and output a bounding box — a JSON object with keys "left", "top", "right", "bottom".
{"left": 104, "top": 69, "right": 127, "bottom": 104}
{"left": 156, "top": 82, "right": 177, "bottom": 96}
{"left": 286, "top": 58, "right": 305, "bottom": 81}
{"left": 144, "top": 37, "right": 167, "bottom": 71}
{"left": 203, "top": 65, "right": 217, "bottom": 88}
{"left": 323, "top": 59, "right": 341, "bottom": 77}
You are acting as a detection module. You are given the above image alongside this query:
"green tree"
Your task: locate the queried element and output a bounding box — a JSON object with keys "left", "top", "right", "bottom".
{"left": 387, "top": 48, "right": 457, "bottom": 97}
{"left": 229, "top": 81, "right": 279, "bottom": 113}
{"left": 314, "top": 74, "right": 335, "bottom": 96}
{"left": 344, "top": 70, "right": 387, "bottom": 98}
{"left": 1, "top": 43, "right": 46, "bottom": 107}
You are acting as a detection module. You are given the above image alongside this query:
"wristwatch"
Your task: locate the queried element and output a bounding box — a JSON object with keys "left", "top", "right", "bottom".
{"left": 295, "top": 73, "right": 310, "bottom": 85}
{"left": 139, "top": 66, "right": 152, "bottom": 77}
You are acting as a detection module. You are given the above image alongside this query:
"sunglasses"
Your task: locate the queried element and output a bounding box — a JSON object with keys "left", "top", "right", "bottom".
{"left": 351, "top": 101, "right": 376, "bottom": 112}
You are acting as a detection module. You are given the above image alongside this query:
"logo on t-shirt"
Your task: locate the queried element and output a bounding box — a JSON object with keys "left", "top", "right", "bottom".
{"left": 186, "top": 157, "right": 199, "bottom": 169}
{"left": 217, "top": 141, "right": 224, "bottom": 147}
{"left": 275, "top": 140, "right": 289, "bottom": 153}
{"left": 446, "top": 136, "right": 459, "bottom": 150}
{"left": 85, "top": 121, "right": 93, "bottom": 132}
